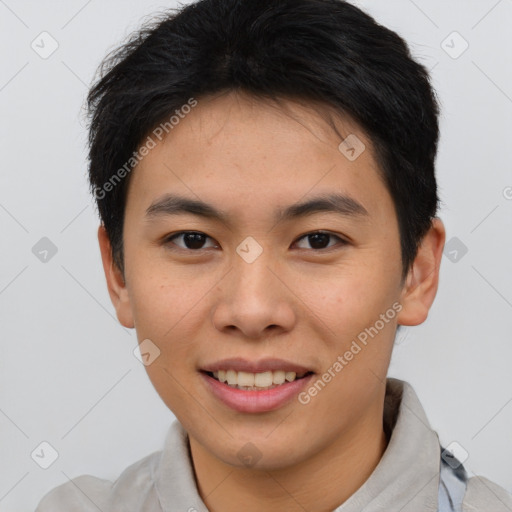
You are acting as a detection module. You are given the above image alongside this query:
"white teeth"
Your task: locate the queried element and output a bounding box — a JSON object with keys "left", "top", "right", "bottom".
{"left": 254, "top": 371, "right": 273, "bottom": 387}
{"left": 226, "top": 370, "right": 237, "bottom": 385}
{"left": 209, "top": 369, "right": 309, "bottom": 388}
{"left": 285, "top": 371, "right": 296, "bottom": 382}
{"left": 238, "top": 371, "right": 255, "bottom": 387}
{"left": 273, "top": 370, "right": 286, "bottom": 385}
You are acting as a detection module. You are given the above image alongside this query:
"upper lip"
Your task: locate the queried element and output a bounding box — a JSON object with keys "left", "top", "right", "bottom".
{"left": 201, "top": 358, "right": 314, "bottom": 374}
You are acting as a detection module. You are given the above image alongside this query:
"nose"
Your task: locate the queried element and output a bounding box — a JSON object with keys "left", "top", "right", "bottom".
{"left": 210, "top": 251, "right": 296, "bottom": 340}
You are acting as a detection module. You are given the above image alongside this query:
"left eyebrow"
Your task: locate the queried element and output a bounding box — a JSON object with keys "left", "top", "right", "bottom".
{"left": 144, "top": 192, "right": 369, "bottom": 226}
{"left": 275, "top": 192, "right": 369, "bottom": 224}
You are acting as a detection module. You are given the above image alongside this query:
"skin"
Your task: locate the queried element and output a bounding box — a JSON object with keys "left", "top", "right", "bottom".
{"left": 98, "top": 90, "right": 445, "bottom": 512}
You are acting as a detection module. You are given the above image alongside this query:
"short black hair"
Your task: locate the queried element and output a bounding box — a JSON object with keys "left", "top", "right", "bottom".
{"left": 86, "top": 0, "right": 440, "bottom": 280}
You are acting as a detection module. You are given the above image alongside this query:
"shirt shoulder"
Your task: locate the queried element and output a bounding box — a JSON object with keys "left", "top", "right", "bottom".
{"left": 35, "top": 450, "right": 163, "bottom": 512}
{"left": 35, "top": 474, "right": 112, "bottom": 512}
{"left": 463, "top": 474, "right": 512, "bottom": 511}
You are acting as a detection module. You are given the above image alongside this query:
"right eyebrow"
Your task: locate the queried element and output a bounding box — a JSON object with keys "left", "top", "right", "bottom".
{"left": 145, "top": 194, "right": 230, "bottom": 223}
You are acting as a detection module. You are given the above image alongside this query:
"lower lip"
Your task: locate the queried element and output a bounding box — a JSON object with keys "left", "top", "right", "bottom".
{"left": 200, "top": 372, "right": 314, "bottom": 413}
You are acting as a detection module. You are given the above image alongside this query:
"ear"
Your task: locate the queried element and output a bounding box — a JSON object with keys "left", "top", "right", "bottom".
{"left": 396, "top": 218, "right": 446, "bottom": 326}
{"left": 97, "top": 225, "right": 135, "bottom": 329}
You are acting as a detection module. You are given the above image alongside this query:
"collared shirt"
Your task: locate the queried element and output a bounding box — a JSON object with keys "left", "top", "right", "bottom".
{"left": 36, "top": 378, "right": 512, "bottom": 511}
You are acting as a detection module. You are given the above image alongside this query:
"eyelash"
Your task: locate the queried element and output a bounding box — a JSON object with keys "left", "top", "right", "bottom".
{"left": 163, "top": 230, "right": 348, "bottom": 253}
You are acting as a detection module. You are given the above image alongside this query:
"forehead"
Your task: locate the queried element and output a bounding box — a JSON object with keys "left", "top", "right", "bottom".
{"left": 125, "top": 91, "right": 393, "bottom": 223}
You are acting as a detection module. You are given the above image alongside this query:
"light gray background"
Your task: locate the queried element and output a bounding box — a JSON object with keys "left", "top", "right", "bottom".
{"left": 1, "top": 0, "right": 511, "bottom": 510}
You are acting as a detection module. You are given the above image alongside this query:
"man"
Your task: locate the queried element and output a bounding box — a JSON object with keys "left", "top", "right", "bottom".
{"left": 36, "top": 0, "right": 512, "bottom": 510}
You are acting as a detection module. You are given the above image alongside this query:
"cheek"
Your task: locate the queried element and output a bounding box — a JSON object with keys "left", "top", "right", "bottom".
{"left": 129, "top": 286, "right": 194, "bottom": 379}
{"left": 129, "top": 279, "right": 176, "bottom": 338}
{"left": 309, "top": 260, "right": 399, "bottom": 338}
{"left": 130, "top": 273, "right": 205, "bottom": 409}
{"left": 127, "top": 256, "right": 204, "bottom": 336}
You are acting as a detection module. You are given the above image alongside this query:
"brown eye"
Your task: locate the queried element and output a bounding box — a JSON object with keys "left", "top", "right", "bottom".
{"left": 294, "top": 231, "right": 346, "bottom": 251}
{"left": 165, "top": 231, "right": 217, "bottom": 251}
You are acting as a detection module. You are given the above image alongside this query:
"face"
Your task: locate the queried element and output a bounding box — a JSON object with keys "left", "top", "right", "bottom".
{"left": 100, "top": 91, "right": 440, "bottom": 471}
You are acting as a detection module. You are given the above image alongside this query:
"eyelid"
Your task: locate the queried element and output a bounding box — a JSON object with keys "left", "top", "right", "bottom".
{"left": 164, "top": 231, "right": 219, "bottom": 251}
{"left": 292, "top": 230, "right": 348, "bottom": 250}
{"left": 163, "top": 230, "right": 348, "bottom": 252}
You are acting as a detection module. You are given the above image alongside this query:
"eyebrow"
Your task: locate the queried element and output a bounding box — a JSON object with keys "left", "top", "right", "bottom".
{"left": 145, "top": 192, "right": 368, "bottom": 227}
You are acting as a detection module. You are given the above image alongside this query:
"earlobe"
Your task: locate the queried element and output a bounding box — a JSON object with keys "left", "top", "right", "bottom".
{"left": 97, "top": 225, "right": 135, "bottom": 329}
{"left": 396, "top": 218, "right": 446, "bottom": 326}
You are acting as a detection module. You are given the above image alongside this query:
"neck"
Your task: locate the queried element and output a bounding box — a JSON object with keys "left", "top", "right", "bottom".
{"left": 189, "top": 401, "right": 389, "bottom": 512}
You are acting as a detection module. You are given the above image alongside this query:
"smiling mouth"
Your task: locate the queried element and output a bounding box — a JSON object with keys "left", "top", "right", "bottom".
{"left": 203, "top": 369, "right": 314, "bottom": 391}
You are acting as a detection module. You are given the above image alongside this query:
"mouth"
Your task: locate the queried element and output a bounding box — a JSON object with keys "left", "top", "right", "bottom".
{"left": 202, "top": 369, "right": 314, "bottom": 391}
{"left": 199, "top": 360, "right": 316, "bottom": 413}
